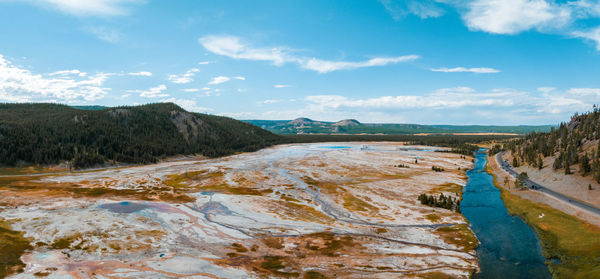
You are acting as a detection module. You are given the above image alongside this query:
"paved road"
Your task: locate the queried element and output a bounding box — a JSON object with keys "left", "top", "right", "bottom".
{"left": 495, "top": 152, "right": 600, "bottom": 216}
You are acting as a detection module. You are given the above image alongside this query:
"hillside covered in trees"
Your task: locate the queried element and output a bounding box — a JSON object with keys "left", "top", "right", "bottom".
{"left": 0, "top": 103, "right": 521, "bottom": 170}
{"left": 505, "top": 105, "right": 600, "bottom": 183}
{"left": 0, "top": 103, "right": 281, "bottom": 168}
{"left": 245, "top": 118, "right": 553, "bottom": 135}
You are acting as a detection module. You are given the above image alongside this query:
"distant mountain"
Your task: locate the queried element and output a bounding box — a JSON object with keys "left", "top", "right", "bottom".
{"left": 333, "top": 119, "right": 361, "bottom": 126}
{"left": 71, "top": 105, "right": 107, "bottom": 110}
{"left": 244, "top": 118, "right": 553, "bottom": 135}
{"left": 0, "top": 103, "right": 281, "bottom": 168}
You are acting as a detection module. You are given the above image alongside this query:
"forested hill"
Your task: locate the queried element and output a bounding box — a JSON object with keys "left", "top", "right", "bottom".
{"left": 245, "top": 118, "right": 553, "bottom": 135}
{"left": 0, "top": 103, "right": 281, "bottom": 168}
{"left": 504, "top": 106, "right": 600, "bottom": 182}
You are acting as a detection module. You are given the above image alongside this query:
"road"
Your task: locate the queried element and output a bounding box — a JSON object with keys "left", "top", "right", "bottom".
{"left": 495, "top": 152, "right": 600, "bottom": 216}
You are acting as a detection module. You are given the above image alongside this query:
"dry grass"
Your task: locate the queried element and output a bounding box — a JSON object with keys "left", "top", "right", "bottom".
{"left": 277, "top": 201, "right": 334, "bottom": 223}
{"left": 342, "top": 193, "right": 378, "bottom": 213}
{"left": 434, "top": 224, "right": 478, "bottom": 253}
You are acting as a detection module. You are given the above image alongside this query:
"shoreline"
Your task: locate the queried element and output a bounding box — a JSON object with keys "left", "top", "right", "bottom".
{"left": 485, "top": 151, "right": 600, "bottom": 278}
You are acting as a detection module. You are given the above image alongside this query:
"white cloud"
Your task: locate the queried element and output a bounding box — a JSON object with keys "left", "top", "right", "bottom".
{"left": 168, "top": 68, "right": 199, "bottom": 84}
{"left": 198, "top": 61, "right": 213, "bottom": 65}
{"left": 183, "top": 88, "right": 200, "bottom": 92}
{"left": 463, "top": 0, "right": 571, "bottom": 35}
{"left": 274, "top": 84, "right": 290, "bottom": 88}
{"left": 261, "top": 99, "right": 280, "bottom": 104}
{"left": 48, "top": 69, "right": 87, "bottom": 77}
{"left": 0, "top": 54, "right": 110, "bottom": 102}
{"left": 305, "top": 88, "right": 521, "bottom": 111}
{"left": 128, "top": 71, "right": 152, "bottom": 76}
{"left": 160, "top": 98, "right": 212, "bottom": 113}
{"left": 303, "top": 56, "right": 419, "bottom": 73}
{"left": 430, "top": 67, "right": 500, "bottom": 74}
{"left": 23, "top": 0, "right": 145, "bottom": 17}
{"left": 208, "top": 76, "right": 230, "bottom": 85}
{"left": 380, "top": 0, "right": 445, "bottom": 20}
{"left": 127, "top": 84, "right": 168, "bottom": 98}
{"left": 568, "top": 87, "right": 600, "bottom": 95}
{"left": 84, "top": 26, "right": 121, "bottom": 43}
{"left": 572, "top": 26, "right": 600, "bottom": 50}
{"left": 232, "top": 76, "right": 245, "bottom": 80}
{"left": 202, "top": 87, "right": 211, "bottom": 91}
{"left": 199, "top": 35, "right": 419, "bottom": 73}
{"left": 199, "top": 35, "right": 293, "bottom": 66}
{"left": 537, "top": 86, "right": 556, "bottom": 93}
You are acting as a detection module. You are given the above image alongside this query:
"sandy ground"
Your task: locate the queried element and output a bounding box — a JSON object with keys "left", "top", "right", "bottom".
{"left": 0, "top": 142, "right": 478, "bottom": 278}
{"left": 491, "top": 153, "right": 600, "bottom": 227}
{"left": 502, "top": 151, "right": 600, "bottom": 205}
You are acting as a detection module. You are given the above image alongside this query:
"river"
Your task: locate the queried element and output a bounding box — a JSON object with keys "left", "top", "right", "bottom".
{"left": 461, "top": 149, "right": 551, "bottom": 279}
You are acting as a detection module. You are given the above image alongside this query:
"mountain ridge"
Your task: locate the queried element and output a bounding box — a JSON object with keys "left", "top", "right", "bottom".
{"left": 244, "top": 118, "right": 553, "bottom": 135}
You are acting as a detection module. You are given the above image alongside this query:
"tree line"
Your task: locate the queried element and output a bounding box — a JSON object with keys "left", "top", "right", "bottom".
{"left": 0, "top": 103, "right": 518, "bottom": 169}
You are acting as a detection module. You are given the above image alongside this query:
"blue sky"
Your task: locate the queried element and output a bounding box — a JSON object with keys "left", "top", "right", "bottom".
{"left": 1, "top": 0, "right": 600, "bottom": 125}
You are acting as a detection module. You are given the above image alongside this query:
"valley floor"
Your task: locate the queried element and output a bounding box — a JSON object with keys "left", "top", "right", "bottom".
{"left": 0, "top": 142, "right": 477, "bottom": 278}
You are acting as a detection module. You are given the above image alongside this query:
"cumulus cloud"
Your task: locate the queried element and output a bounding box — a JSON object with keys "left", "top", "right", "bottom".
{"left": 304, "top": 87, "right": 522, "bottom": 111}
{"left": 298, "top": 86, "right": 598, "bottom": 123}
{"left": 0, "top": 54, "right": 110, "bottom": 102}
{"left": 430, "top": 67, "right": 500, "bottom": 74}
{"left": 183, "top": 88, "right": 200, "bottom": 92}
{"left": 438, "top": 0, "right": 600, "bottom": 50}
{"left": 21, "top": 0, "right": 146, "bottom": 17}
{"left": 168, "top": 68, "right": 199, "bottom": 84}
{"left": 274, "top": 84, "right": 290, "bottom": 88}
{"left": 128, "top": 71, "right": 152, "bottom": 76}
{"left": 261, "top": 99, "right": 280, "bottom": 104}
{"left": 127, "top": 84, "right": 168, "bottom": 98}
{"left": 462, "top": 0, "right": 571, "bottom": 34}
{"left": 199, "top": 35, "right": 419, "bottom": 73}
{"left": 232, "top": 76, "right": 245, "bottom": 80}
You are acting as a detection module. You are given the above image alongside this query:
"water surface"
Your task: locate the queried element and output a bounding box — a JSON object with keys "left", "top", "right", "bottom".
{"left": 100, "top": 201, "right": 151, "bottom": 213}
{"left": 461, "top": 149, "right": 551, "bottom": 279}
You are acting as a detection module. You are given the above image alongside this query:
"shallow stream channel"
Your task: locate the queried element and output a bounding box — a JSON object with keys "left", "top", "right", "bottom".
{"left": 461, "top": 148, "right": 551, "bottom": 279}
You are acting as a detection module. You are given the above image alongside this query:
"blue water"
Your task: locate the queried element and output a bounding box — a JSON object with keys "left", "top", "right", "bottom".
{"left": 100, "top": 201, "right": 151, "bottom": 213}
{"left": 318, "top": 145, "right": 352, "bottom": 149}
{"left": 461, "top": 149, "right": 551, "bottom": 279}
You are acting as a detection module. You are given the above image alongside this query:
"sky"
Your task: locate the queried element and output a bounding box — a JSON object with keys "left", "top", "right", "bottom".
{"left": 1, "top": 0, "right": 600, "bottom": 125}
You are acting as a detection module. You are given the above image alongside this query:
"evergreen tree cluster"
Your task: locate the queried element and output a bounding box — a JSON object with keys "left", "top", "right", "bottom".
{"left": 505, "top": 105, "right": 600, "bottom": 182}
{"left": 0, "top": 103, "right": 281, "bottom": 168}
{"left": 418, "top": 193, "right": 460, "bottom": 212}
{"left": 431, "top": 166, "right": 445, "bottom": 172}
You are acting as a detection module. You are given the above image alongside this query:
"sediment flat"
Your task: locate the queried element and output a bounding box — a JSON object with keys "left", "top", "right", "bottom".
{"left": 0, "top": 142, "right": 477, "bottom": 278}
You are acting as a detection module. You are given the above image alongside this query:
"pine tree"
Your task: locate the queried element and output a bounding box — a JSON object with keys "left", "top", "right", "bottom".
{"left": 581, "top": 153, "right": 591, "bottom": 175}
{"left": 537, "top": 155, "right": 543, "bottom": 170}
{"left": 565, "top": 159, "right": 572, "bottom": 175}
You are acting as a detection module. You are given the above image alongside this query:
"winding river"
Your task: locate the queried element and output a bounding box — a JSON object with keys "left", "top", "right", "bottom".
{"left": 461, "top": 149, "right": 551, "bottom": 278}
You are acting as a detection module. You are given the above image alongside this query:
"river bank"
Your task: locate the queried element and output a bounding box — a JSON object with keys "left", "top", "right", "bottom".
{"left": 462, "top": 149, "right": 550, "bottom": 279}
{"left": 486, "top": 152, "right": 600, "bottom": 278}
